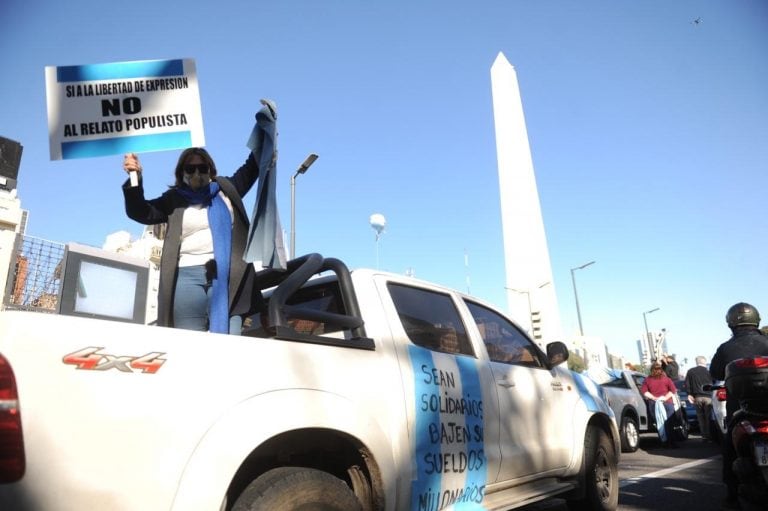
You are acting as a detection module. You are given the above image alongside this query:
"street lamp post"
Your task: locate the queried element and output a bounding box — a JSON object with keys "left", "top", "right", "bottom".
{"left": 570, "top": 260, "right": 595, "bottom": 336}
{"left": 289, "top": 153, "right": 318, "bottom": 259}
{"left": 643, "top": 307, "right": 660, "bottom": 360}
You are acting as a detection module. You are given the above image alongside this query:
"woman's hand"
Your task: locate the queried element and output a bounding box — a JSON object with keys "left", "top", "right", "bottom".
{"left": 123, "top": 153, "right": 142, "bottom": 174}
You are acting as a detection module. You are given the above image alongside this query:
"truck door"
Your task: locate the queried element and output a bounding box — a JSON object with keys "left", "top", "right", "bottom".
{"left": 381, "top": 280, "right": 502, "bottom": 511}
{"left": 463, "top": 300, "right": 578, "bottom": 481}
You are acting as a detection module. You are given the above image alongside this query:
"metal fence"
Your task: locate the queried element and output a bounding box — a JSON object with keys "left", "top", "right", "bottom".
{"left": 4, "top": 234, "right": 65, "bottom": 313}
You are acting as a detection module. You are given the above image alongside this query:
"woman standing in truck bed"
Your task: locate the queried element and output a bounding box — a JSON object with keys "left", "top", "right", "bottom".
{"left": 121, "top": 147, "right": 259, "bottom": 334}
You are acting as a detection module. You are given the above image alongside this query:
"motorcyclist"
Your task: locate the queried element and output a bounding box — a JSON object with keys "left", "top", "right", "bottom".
{"left": 710, "top": 302, "right": 768, "bottom": 510}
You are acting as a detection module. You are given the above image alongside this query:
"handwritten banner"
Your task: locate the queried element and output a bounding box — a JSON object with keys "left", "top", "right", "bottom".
{"left": 409, "top": 345, "right": 487, "bottom": 511}
{"left": 45, "top": 58, "right": 205, "bottom": 160}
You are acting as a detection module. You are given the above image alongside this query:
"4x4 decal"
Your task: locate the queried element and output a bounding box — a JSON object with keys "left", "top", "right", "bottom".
{"left": 63, "top": 347, "right": 166, "bottom": 374}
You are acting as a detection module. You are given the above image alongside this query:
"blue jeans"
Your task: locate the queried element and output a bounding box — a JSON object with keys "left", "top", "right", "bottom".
{"left": 173, "top": 265, "right": 241, "bottom": 334}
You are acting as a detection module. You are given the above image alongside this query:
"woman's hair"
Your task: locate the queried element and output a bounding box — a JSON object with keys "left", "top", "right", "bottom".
{"left": 650, "top": 364, "right": 664, "bottom": 377}
{"left": 172, "top": 147, "right": 217, "bottom": 187}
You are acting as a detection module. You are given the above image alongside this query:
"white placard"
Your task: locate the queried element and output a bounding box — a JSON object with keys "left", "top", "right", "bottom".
{"left": 45, "top": 58, "right": 205, "bottom": 160}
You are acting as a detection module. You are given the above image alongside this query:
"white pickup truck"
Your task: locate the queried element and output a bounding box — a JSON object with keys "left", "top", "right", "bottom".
{"left": 0, "top": 253, "right": 619, "bottom": 511}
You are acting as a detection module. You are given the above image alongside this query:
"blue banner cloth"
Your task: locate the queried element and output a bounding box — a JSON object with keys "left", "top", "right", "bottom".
{"left": 243, "top": 99, "right": 287, "bottom": 270}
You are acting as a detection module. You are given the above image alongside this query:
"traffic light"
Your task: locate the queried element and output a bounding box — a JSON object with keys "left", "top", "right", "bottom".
{"left": 530, "top": 310, "right": 542, "bottom": 340}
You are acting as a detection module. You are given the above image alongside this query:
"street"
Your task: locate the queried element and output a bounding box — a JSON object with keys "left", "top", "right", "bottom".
{"left": 520, "top": 431, "right": 725, "bottom": 511}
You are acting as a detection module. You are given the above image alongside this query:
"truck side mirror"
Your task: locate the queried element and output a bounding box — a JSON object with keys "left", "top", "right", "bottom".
{"left": 546, "top": 341, "right": 570, "bottom": 366}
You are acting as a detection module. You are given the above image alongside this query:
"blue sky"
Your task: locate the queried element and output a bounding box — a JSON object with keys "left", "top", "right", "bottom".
{"left": 1, "top": 1, "right": 766, "bottom": 369}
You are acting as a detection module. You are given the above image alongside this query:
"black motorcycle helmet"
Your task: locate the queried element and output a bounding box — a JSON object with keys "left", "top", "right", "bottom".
{"left": 726, "top": 302, "right": 761, "bottom": 328}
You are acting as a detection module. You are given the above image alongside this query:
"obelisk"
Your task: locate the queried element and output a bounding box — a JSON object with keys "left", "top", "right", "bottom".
{"left": 490, "top": 51, "right": 563, "bottom": 345}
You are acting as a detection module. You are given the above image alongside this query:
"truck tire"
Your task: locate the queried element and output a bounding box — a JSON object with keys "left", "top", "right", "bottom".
{"left": 232, "top": 467, "right": 363, "bottom": 511}
{"left": 620, "top": 416, "right": 639, "bottom": 453}
{"left": 566, "top": 426, "right": 618, "bottom": 511}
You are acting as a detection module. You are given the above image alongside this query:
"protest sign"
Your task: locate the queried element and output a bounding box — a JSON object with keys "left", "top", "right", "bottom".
{"left": 45, "top": 58, "right": 205, "bottom": 160}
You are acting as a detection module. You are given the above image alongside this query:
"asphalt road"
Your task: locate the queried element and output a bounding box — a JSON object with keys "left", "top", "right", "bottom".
{"left": 520, "top": 431, "right": 726, "bottom": 511}
{"left": 618, "top": 432, "right": 723, "bottom": 510}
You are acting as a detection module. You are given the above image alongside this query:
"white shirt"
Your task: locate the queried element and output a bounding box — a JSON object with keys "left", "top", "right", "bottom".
{"left": 177, "top": 193, "right": 234, "bottom": 267}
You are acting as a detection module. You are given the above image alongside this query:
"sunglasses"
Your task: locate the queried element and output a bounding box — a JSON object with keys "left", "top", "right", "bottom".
{"left": 183, "top": 164, "right": 210, "bottom": 175}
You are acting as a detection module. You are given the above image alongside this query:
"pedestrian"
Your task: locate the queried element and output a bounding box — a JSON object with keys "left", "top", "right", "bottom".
{"left": 661, "top": 353, "right": 680, "bottom": 380}
{"left": 641, "top": 362, "right": 680, "bottom": 448}
{"left": 710, "top": 302, "right": 768, "bottom": 510}
{"left": 684, "top": 355, "right": 714, "bottom": 441}
{"left": 121, "top": 146, "right": 260, "bottom": 334}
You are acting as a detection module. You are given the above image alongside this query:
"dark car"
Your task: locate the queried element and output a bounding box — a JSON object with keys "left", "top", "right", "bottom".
{"left": 674, "top": 379, "right": 698, "bottom": 431}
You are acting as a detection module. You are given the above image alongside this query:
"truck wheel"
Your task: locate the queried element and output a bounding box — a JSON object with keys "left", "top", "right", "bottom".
{"left": 232, "top": 467, "right": 363, "bottom": 511}
{"left": 620, "top": 416, "right": 639, "bottom": 453}
{"left": 566, "top": 426, "right": 618, "bottom": 511}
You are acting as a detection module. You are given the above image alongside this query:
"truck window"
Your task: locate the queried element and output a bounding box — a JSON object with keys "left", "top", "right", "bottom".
{"left": 631, "top": 374, "right": 646, "bottom": 390}
{"left": 387, "top": 283, "right": 474, "bottom": 357}
{"left": 464, "top": 300, "right": 545, "bottom": 368}
{"left": 603, "top": 378, "right": 630, "bottom": 389}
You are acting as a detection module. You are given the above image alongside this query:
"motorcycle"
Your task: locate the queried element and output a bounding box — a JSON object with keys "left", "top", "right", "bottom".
{"left": 723, "top": 356, "right": 768, "bottom": 510}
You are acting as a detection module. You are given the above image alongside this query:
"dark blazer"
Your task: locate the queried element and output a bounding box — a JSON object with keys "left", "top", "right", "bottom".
{"left": 122, "top": 154, "right": 260, "bottom": 328}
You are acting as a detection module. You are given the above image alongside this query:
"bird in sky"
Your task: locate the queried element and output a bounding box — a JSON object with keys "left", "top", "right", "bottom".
{"left": 692, "top": 17, "right": 702, "bottom": 26}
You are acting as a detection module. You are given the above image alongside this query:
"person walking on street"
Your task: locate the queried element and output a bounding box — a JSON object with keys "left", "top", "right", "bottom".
{"left": 685, "top": 355, "right": 714, "bottom": 441}
{"left": 662, "top": 354, "right": 680, "bottom": 380}
{"left": 710, "top": 302, "right": 768, "bottom": 510}
{"left": 641, "top": 362, "right": 680, "bottom": 448}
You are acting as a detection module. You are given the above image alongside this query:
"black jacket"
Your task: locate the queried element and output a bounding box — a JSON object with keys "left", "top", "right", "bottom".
{"left": 684, "top": 365, "right": 713, "bottom": 398}
{"left": 122, "top": 154, "right": 260, "bottom": 328}
{"left": 710, "top": 326, "right": 768, "bottom": 417}
{"left": 662, "top": 359, "right": 679, "bottom": 380}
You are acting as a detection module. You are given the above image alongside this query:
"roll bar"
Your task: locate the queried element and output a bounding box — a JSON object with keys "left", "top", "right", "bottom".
{"left": 248, "top": 254, "right": 371, "bottom": 348}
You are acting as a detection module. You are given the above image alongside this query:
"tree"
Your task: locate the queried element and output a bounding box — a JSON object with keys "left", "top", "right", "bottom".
{"left": 568, "top": 350, "right": 586, "bottom": 373}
